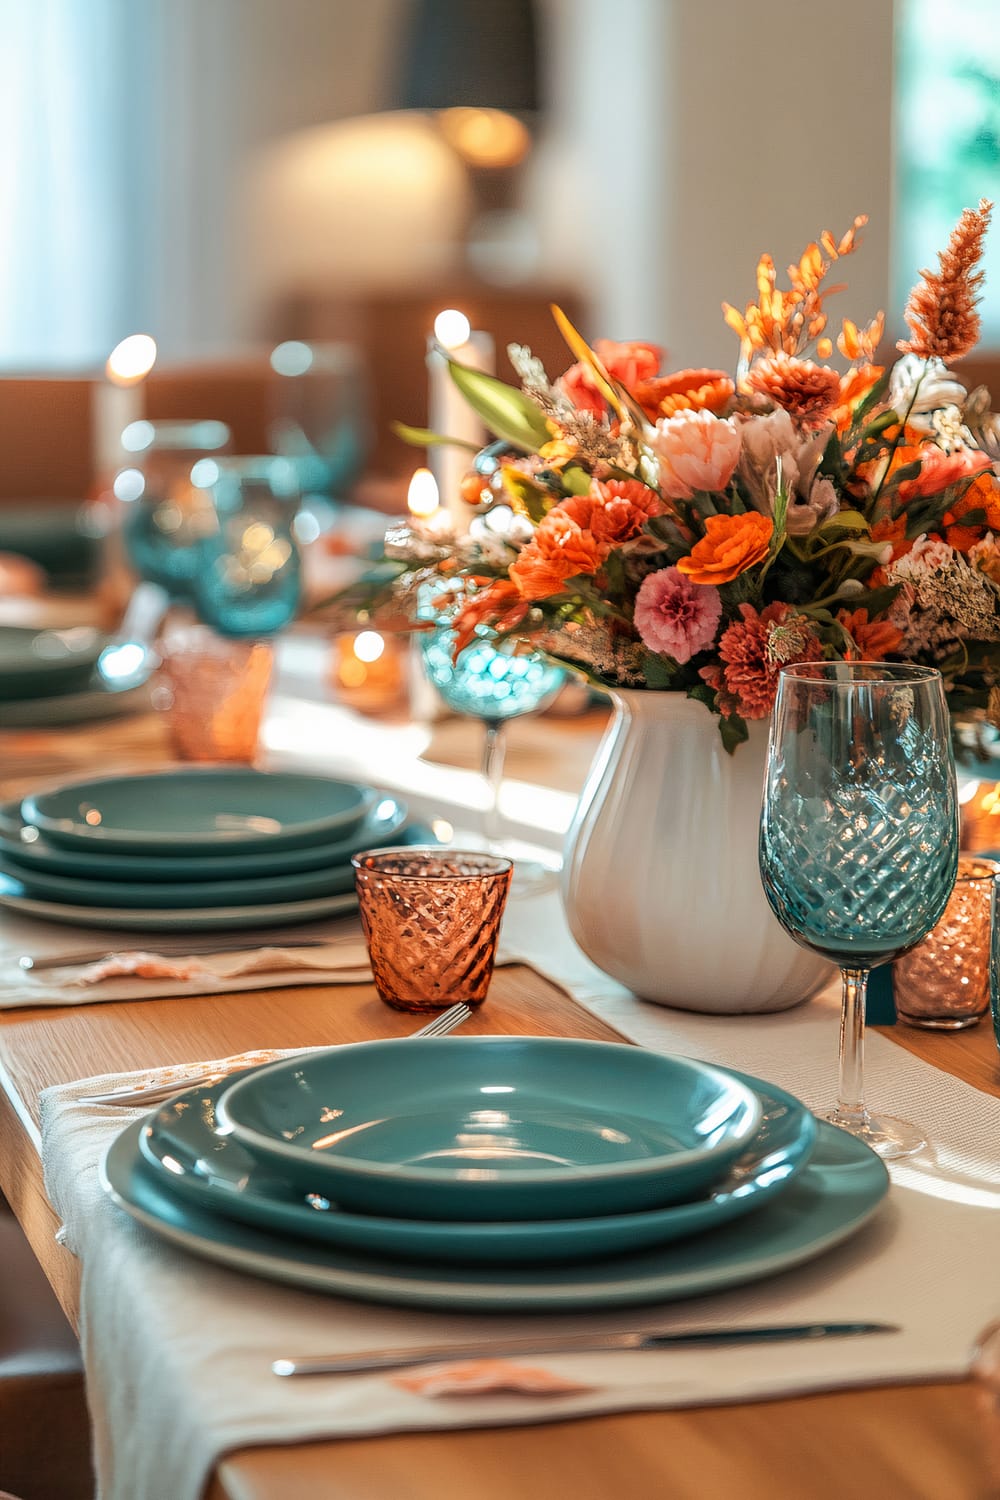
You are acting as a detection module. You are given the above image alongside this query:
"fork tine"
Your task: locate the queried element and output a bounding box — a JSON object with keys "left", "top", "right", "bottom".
{"left": 411, "top": 1003, "right": 471, "bottom": 1039}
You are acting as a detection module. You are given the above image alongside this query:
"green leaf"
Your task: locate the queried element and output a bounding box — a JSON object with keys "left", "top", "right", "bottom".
{"left": 719, "top": 712, "right": 750, "bottom": 755}
{"left": 447, "top": 361, "right": 551, "bottom": 451}
{"left": 562, "top": 465, "right": 592, "bottom": 496}
{"left": 499, "top": 466, "right": 553, "bottom": 524}
{"left": 817, "top": 509, "right": 869, "bottom": 538}
{"left": 643, "top": 652, "right": 680, "bottom": 688}
{"left": 686, "top": 682, "right": 717, "bottom": 709}
{"left": 391, "top": 421, "right": 480, "bottom": 452}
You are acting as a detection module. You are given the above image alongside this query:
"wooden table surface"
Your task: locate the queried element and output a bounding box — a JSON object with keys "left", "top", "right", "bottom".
{"left": 2, "top": 706, "right": 1000, "bottom": 1499}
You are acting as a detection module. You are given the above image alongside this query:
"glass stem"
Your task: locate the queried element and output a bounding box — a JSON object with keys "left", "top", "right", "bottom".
{"left": 835, "top": 966, "right": 870, "bottom": 1128}
{"left": 480, "top": 718, "right": 507, "bottom": 854}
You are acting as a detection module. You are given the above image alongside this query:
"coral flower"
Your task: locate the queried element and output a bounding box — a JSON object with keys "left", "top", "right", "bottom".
{"left": 572, "top": 478, "right": 668, "bottom": 545}
{"left": 895, "top": 443, "right": 993, "bottom": 504}
{"left": 676, "top": 511, "right": 773, "bottom": 585}
{"left": 943, "top": 472, "right": 1000, "bottom": 551}
{"left": 633, "top": 566, "right": 722, "bottom": 663}
{"left": 748, "top": 352, "right": 842, "bottom": 427}
{"left": 836, "top": 608, "right": 904, "bottom": 660}
{"left": 558, "top": 339, "right": 663, "bottom": 418}
{"left": 898, "top": 198, "right": 993, "bottom": 364}
{"left": 633, "top": 369, "right": 735, "bottom": 421}
{"left": 649, "top": 408, "right": 742, "bottom": 500}
{"left": 509, "top": 510, "right": 609, "bottom": 599}
{"left": 716, "top": 603, "right": 823, "bottom": 719}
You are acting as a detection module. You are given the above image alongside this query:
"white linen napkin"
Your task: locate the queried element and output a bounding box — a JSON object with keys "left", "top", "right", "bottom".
{"left": 0, "top": 905, "right": 372, "bottom": 1008}
{"left": 38, "top": 888, "right": 1000, "bottom": 1500}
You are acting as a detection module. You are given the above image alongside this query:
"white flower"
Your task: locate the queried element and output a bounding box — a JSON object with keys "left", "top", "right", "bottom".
{"left": 888, "top": 354, "right": 968, "bottom": 418}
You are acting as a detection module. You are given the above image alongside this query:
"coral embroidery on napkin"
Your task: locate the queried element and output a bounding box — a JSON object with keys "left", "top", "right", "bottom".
{"left": 391, "top": 1359, "right": 595, "bottom": 1397}
{"left": 70, "top": 952, "right": 210, "bottom": 984}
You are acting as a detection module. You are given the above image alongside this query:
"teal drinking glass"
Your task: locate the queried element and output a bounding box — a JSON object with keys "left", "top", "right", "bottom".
{"left": 419, "top": 594, "right": 565, "bottom": 890}
{"left": 191, "top": 457, "right": 303, "bottom": 638}
{"left": 759, "top": 662, "right": 959, "bottom": 1159}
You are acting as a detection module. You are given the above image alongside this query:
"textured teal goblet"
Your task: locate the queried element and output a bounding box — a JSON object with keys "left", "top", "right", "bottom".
{"left": 760, "top": 661, "right": 959, "bottom": 1159}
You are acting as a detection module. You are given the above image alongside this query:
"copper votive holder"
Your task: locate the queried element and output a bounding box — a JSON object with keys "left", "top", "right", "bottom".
{"left": 154, "top": 625, "right": 274, "bottom": 764}
{"left": 353, "top": 847, "right": 512, "bottom": 1013}
{"left": 893, "top": 856, "right": 1000, "bottom": 1030}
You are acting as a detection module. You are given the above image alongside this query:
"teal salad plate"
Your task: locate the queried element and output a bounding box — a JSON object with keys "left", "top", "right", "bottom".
{"left": 102, "top": 1118, "right": 888, "bottom": 1311}
{"left": 0, "top": 624, "right": 105, "bottom": 702}
{"left": 216, "top": 1038, "right": 763, "bottom": 1221}
{"left": 0, "top": 797, "right": 406, "bottom": 882}
{"left": 0, "top": 856, "right": 358, "bottom": 910}
{"left": 140, "top": 1068, "right": 816, "bottom": 1265}
{"left": 21, "top": 769, "right": 375, "bottom": 854}
{"left": 0, "top": 874, "right": 358, "bottom": 932}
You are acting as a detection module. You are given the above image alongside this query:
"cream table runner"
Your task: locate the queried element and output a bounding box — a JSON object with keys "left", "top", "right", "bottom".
{"left": 40, "top": 889, "right": 1000, "bottom": 1500}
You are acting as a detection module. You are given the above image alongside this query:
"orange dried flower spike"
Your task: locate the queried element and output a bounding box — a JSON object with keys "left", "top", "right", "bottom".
{"left": 898, "top": 199, "right": 994, "bottom": 364}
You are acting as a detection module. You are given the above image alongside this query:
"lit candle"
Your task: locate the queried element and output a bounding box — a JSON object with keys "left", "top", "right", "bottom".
{"left": 93, "top": 334, "right": 157, "bottom": 484}
{"left": 407, "top": 467, "right": 441, "bottom": 519}
{"left": 426, "top": 310, "right": 494, "bottom": 531}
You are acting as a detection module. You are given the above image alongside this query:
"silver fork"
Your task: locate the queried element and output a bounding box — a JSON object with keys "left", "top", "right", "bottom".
{"left": 84, "top": 1002, "right": 473, "bottom": 1106}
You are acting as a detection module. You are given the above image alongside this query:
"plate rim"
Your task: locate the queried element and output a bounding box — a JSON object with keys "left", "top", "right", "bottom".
{"left": 0, "top": 796, "right": 407, "bottom": 880}
{"left": 137, "top": 1068, "right": 818, "bottom": 1262}
{"left": 217, "top": 1037, "right": 764, "bottom": 1190}
{"left": 0, "top": 873, "right": 358, "bottom": 931}
{"left": 101, "top": 1116, "right": 889, "bottom": 1311}
{"left": 21, "top": 767, "right": 377, "bottom": 852}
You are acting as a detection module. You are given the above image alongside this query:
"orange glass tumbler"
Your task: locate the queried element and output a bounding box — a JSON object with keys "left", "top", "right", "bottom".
{"left": 353, "top": 848, "right": 513, "bottom": 1013}
{"left": 154, "top": 625, "right": 274, "bottom": 763}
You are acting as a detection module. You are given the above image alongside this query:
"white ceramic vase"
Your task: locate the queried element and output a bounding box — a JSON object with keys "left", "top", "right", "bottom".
{"left": 560, "top": 690, "right": 834, "bottom": 1013}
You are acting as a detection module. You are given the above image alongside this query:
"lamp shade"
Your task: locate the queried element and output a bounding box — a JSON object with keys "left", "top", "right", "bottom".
{"left": 394, "top": 0, "right": 540, "bottom": 114}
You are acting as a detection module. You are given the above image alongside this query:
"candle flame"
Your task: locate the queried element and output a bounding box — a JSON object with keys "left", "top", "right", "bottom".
{"left": 106, "top": 334, "right": 157, "bottom": 386}
{"left": 353, "top": 630, "right": 386, "bottom": 663}
{"left": 433, "top": 309, "right": 471, "bottom": 350}
{"left": 407, "top": 467, "right": 440, "bottom": 517}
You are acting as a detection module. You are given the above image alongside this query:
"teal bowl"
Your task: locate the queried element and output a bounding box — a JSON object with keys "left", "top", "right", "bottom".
{"left": 216, "top": 1037, "right": 763, "bottom": 1222}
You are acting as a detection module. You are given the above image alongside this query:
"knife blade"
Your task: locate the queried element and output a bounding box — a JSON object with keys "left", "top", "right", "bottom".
{"left": 272, "top": 1321, "right": 898, "bottom": 1376}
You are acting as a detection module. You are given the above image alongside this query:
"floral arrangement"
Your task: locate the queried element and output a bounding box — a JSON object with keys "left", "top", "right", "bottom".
{"left": 377, "top": 200, "right": 1000, "bottom": 749}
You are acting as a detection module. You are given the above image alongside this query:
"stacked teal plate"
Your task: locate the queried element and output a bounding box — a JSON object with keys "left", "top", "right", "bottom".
{"left": 0, "top": 768, "right": 409, "bottom": 930}
{"left": 102, "top": 1037, "right": 890, "bottom": 1311}
{"left": 0, "top": 623, "right": 151, "bottom": 725}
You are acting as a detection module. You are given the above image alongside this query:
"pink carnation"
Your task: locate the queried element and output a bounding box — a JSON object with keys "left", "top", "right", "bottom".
{"left": 633, "top": 566, "right": 723, "bottom": 664}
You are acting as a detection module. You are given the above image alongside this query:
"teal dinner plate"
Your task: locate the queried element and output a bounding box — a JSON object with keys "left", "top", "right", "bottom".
{"left": 1, "top": 676, "right": 151, "bottom": 728}
{"left": 0, "top": 872, "right": 358, "bottom": 931}
{"left": 0, "top": 797, "right": 406, "bottom": 882}
{"left": 102, "top": 1117, "right": 888, "bottom": 1311}
{"left": 21, "top": 768, "right": 376, "bottom": 854}
{"left": 139, "top": 1069, "right": 816, "bottom": 1266}
{"left": 0, "top": 624, "right": 105, "bottom": 702}
{"left": 216, "top": 1038, "right": 763, "bottom": 1221}
{"left": 0, "top": 855, "right": 359, "bottom": 909}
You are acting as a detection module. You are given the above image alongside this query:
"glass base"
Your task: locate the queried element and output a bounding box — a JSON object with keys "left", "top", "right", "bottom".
{"left": 823, "top": 1106, "right": 926, "bottom": 1161}
{"left": 897, "top": 1011, "right": 985, "bottom": 1031}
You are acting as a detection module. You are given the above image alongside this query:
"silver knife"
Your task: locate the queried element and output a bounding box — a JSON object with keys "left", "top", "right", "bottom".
{"left": 272, "top": 1321, "right": 898, "bottom": 1376}
{"left": 18, "top": 937, "right": 343, "bottom": 972}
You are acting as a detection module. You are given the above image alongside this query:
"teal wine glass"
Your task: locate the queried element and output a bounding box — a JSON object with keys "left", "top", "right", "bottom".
{"left": 419, "top": 603, "right": 565, "bottom": 890}
{"left": 191, "top": 457, "right": 303, "bottom": 638}
{"left": 759, "top": 662, "right": 959, "bottom": 1159}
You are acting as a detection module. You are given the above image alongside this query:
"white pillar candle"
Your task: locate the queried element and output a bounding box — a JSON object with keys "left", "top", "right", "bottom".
{"left": 93, "top": 334, "right": 157, "bottom": 482}
{"left": 426, "top": 310, "right": 495, "bottom": 532}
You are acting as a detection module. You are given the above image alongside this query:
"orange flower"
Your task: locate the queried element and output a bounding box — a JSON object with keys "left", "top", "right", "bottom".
{"left": 676, "top": 512, "right": 774, "bottom": 585}
{"left": 450, "top": 580, "right": 529, "bottom": 656}
{"left": 870, "top": 515, "right": 910, "bottom": 562}
{"left": 633, "top": 369, "right": 735, "bottom": 421}
{"left": 942, "top": 472, "right": 1000, "bottom": 551}
{"left": 836, "top": 608, "right": 904, "bottom": 661}
{"left": 509, "top": 510, "right": 609, "bottom": 599}
{"left": 558, "top": 339, "right": 663, "bottom": 417}
{"left": 832, "top": 363, "right": 885, "bottom": 431}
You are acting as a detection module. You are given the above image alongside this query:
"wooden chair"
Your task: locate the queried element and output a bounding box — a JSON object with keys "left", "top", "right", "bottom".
{"left": 0, "top": 1203, "right": 92, "bottom": 1500}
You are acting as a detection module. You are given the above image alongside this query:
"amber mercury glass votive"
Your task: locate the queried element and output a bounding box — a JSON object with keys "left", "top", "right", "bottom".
{"left": 352, "top": 848, "right": 513, "bottom": 1013}
{"left": 153, "top": 625, "right": 274, "bottom": 763}
{"left": 892, "top": 856, "right": 1000, "bottom": 1030}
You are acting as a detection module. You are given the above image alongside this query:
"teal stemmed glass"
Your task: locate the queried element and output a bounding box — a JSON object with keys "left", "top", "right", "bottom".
{"left": 419, "top": 605, "right": 565, "bottom": 893}
{"left": 759, "top": 662, "right": 959, "bottom": 1159}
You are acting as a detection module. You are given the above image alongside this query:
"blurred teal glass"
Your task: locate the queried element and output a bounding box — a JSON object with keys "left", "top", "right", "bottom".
{"left": 269, "top": 342, "right": 372, "bottom": 503}
{"left": 191, "top": 457, "right": 302, "bottom": 639}
{"left": 119, "top": 420, "right": 231, "bottom": 598}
